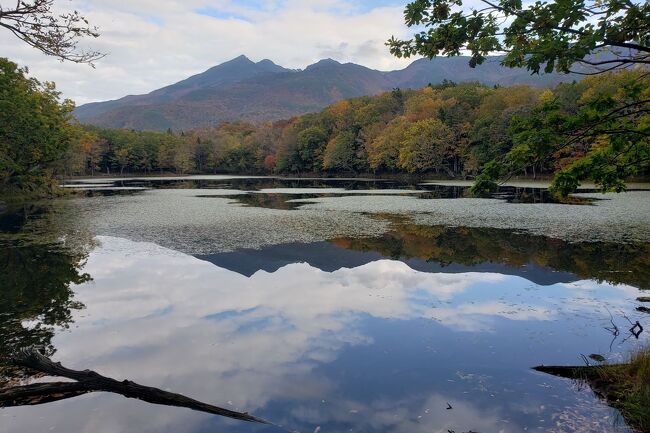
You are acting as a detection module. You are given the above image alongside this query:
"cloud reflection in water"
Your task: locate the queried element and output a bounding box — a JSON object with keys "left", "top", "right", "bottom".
{"left": 2, "top": 236, "right": 640, "bottom": 433}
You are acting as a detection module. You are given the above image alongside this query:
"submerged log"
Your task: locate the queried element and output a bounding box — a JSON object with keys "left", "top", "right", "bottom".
{"left": 0, "top": 382, "right": 92, "bottom": 406}
{"left": 533, "top": 364, "right": 617, "bottom": 401}
{"left": 1, "top": 348, "right": 270, "bottom": 425}
{"left": 533, "top": 365, "right": 597, "bottom": 379}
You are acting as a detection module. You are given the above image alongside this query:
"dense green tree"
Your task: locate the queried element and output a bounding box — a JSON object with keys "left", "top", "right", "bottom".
{"left": 468, "top": 86, "right": 541, "bottom": 171}
{"left": 55, "top": 127, "right": 101, "bottom": 176}
{"left": 389, "top": 0, "right": 650, "bottom": 194}
{"left": 156, "top": 138, "right": 176, "bottom": 174}
{"left": 323, "top": 130, "right": 360, "bottom": 171}
{"left": 173, "top": 140, "right": 194, "bottom": 174}
{"left": 528, "top": 71, "right": 649, "bottom": 194}
{"left": 0, "top": 58, "right": 78, "bottom": 195}
{"left": 473, "top": 71, "right": 650, "bottom": 195}
{"left": 192, "top": 137, "right": 211, "bottom": 172}
{"left": 296, "top": 126, "right": 328, "bottom": 171}
{"left": 399, "top": 118, "right": 453, "bottom": 172}
{"left": 274, "top": 122, "right": 301, "bottom": 173}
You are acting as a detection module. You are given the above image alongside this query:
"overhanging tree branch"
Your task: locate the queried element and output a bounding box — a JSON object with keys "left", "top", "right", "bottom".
{"left": 0, "top": 0, "right": 104, "bottom": 64}
{"left": 389, "top": 0, "right": 650, "bottom": 73}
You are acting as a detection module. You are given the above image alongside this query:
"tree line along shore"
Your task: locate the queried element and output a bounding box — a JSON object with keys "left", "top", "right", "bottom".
{"left": 2, "top": 56, "right": 648, "bottom": 198}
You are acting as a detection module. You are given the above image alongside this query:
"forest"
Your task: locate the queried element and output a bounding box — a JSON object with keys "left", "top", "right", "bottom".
{"left": 60, "top": 70, "right": 648, "bottom": 192}
{"left": 62, "top": 81, "right": 546, "bottom": 177}
{"left": 2, "top": 53, "right": 648, "bottom": 197}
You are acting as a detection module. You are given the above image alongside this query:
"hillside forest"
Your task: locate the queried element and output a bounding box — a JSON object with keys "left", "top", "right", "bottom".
{"left": 3, "top": 55, "right": 649, "bottom": 197}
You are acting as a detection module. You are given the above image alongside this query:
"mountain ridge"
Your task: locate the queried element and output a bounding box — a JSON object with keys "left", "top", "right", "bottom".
{"left": 75, "top": 55, "right": 577, "bottom": 131}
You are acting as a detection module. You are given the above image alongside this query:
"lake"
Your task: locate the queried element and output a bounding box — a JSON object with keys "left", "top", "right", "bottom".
{"left": 1, "top": 176, "right": 649, "bottom": 433}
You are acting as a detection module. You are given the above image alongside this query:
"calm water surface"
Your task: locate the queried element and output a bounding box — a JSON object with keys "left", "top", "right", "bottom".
{"left": 1, "top": 176, "right": 649, "bottom": 433}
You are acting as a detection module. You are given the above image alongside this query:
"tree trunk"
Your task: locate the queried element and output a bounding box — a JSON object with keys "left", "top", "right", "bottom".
{"left": 3, "top": 348, "right": 270, "bottom": 425}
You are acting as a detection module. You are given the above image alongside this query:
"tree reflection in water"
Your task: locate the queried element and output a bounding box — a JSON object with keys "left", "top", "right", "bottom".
{"left": 330, "top": 219, "right": 650, "bottom": 290}
{"left": 0, "top": 203, "right": 94, "bottom": 385}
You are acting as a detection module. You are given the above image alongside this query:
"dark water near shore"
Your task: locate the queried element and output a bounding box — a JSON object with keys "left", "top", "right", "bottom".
{"left": 1, "top": 176, "right": 649, "bottom": 433}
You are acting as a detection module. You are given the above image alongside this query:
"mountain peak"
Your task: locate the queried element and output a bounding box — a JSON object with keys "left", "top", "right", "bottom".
{"left": 255, "top": 58, "right": 289, "bottom": 73}
{"left": 227, "top": 54, "right": 254, "bottom": 64}
{"left": 306, "top": 58, "right": 342, "bottom": 70}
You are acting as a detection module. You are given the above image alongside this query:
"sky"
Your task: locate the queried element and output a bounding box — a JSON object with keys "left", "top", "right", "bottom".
{"left": 0, "top": 0, "right": 418, "bottom": 105}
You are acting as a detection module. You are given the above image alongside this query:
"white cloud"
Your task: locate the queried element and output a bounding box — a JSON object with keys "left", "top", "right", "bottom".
{"left": 0, "top": 0, "right": 414, "bottom": 105}
{"left": 42, "top": 236, "right": 513, "bottom": 404}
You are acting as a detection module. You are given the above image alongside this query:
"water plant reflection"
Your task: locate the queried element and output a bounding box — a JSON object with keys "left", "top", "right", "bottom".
{"left": 331, "top": 222, "right": 650, "bottom": 289}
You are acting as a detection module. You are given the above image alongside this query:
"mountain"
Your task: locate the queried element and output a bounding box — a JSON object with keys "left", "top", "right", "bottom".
{"left": 390, "top": 57, "right": 566, "bottom": 88}
{"left": 74, "top": 55, "right": 290, "bottom": 123}
{"left": 75, "top": 55, "right": 577, "bottom": 131}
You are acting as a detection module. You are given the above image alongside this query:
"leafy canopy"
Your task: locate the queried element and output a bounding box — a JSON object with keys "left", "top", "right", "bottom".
{"left": 471, "top": 70, "right": 649, "bottom": 195}
{"left": 389, "top": 0, "right": 650, "bottom": 195}
{"left": 388, "top": 0, "right": 650, "bottom": 74}
{"left": 0, "top": 57, "right": 77, "bottom": 194}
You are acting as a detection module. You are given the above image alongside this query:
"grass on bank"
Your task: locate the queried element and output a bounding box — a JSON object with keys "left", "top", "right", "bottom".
{"left": 535, "top": 347, "right": 650, "bottom": 432}
{"left": 601, "top": 347, "right": 650, "bottom": 432}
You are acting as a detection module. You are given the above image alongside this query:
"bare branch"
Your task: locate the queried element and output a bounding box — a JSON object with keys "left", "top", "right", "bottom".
{"left": 0, "top": 0, "right": 104, "bottom": 64}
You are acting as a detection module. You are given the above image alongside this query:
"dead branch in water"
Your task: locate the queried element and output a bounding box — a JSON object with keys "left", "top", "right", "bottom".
{"left": 533, "top": 365, "right": 595, "bottom": 379}
{"left": 0, "top": 381, "right": 92, "bottom": 406}
{"left": 1, "top": 347, "right": 270, "bottom": 425}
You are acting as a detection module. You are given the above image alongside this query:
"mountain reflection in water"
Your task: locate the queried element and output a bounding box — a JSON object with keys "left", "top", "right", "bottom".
{"left": 1, "top": 234, "right": 646, "bottom": 433}
{"left": 200, "top": 224, "right": 649, "bottom": 289}
{"left": 2, "top": 180, "right": 649, "bottom": 433}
